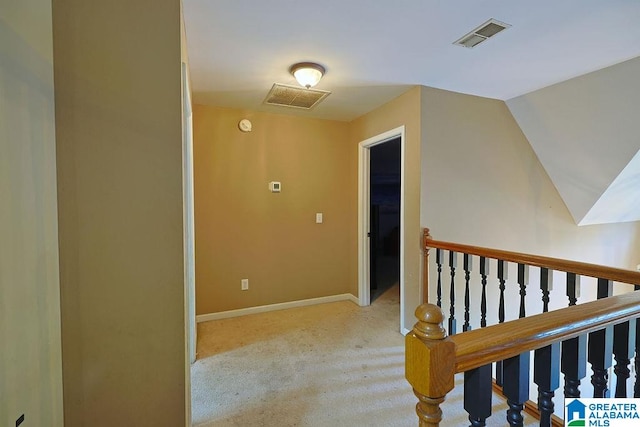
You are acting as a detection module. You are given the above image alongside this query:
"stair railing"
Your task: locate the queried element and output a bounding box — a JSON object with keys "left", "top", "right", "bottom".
{"left": 408, "top": 228, "right": 640, "bottom": 426}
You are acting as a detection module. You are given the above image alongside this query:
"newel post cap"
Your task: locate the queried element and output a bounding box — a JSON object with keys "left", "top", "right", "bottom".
{"left": 423, "top": 228, "right": 432, "bottom": 248}
{"left": 413, "top": 304, "right": 447, "bottom": 340}
{"left": 405, "top": 304, "right": 455, "bottom": 398}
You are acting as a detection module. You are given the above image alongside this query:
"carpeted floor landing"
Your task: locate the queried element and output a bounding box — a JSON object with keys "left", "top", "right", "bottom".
{"left": 191, "top": 284, "right": 536, "bottom": 426}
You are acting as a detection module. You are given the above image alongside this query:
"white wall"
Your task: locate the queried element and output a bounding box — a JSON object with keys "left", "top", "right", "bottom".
{"left": 419, "top": 84, "right": 640, "bottom": 417}
{"left": 507, "top": 56, "right": 640, "bottom": 225}
{"left": 420, "top": 84, "right": 640, "bottom": 325}
{"left": 420, "top": 84, "right": 640, "bottom": 279}
{"left": 0, "top": 0, "right": 63, "bottom": 424}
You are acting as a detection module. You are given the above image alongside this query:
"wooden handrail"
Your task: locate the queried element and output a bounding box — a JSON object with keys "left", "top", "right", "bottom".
{"left": 424, "top": 228, "right": 640, "bottom": 285}
{"left": 410, "top": 228, "right": 640, "bottom": 425}
{"left": 450, "top": 290, "right": 640, "bottom": 372}
{"left": 406, "top": 292, "right": 640, "bottom": 426}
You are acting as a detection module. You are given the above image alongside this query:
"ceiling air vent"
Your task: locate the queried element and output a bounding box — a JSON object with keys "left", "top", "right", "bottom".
{"left": 453, "top": 18, "right": 511, "bottom": 48}
{"left": 264, "top": 83, "right": 330, "bottom": 110}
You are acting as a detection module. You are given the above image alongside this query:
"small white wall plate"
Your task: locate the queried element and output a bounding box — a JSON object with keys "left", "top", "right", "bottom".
{"left": 238, "top": 119, "right": 252, "bottom": 132}
{"left": 269, "top": 181, "right": 281, "bottom": 192}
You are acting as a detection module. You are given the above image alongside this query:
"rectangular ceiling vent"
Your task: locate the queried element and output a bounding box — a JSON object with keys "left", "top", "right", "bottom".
{"left": 453, "top": 18, "right": 511, "bottom": 48}
{"left": 264, "top": 83, "right": 330, "bottom": 110}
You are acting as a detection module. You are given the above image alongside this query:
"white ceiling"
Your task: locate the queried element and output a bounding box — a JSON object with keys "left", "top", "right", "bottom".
{"left": 183, "top": 1, "right": 640, "bottom": 226}
{"left": 183, "top": 0, "right": 640, "bottom": 121}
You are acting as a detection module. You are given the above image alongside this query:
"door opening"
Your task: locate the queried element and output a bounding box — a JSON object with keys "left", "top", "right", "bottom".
{"left": 358, "top": 126, "right": 406, "bottom": 332}
{"left": 369, "top": 138, "right": 401, "bottom": 302}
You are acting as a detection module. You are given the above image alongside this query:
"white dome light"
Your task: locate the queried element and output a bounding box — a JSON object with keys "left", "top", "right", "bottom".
{"left": 290, "top": 62, "right": 325, "bottom": 89}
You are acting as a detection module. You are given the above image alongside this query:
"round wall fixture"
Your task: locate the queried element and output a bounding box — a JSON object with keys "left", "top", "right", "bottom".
{"left": 238, "top": 119, "right": 252, "bottom": 132}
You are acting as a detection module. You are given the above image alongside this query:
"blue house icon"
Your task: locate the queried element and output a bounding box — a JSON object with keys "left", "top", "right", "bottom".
{"left": 567, "top": 399, "right": 587, "bottom": 421}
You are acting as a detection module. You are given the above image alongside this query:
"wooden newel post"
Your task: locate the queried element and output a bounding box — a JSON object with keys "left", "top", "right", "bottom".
{"left": 406, "top": 303, "right": 456, "bottom": 426}
{"left": 423, "top": 228, "right": 432, "bottom": 304}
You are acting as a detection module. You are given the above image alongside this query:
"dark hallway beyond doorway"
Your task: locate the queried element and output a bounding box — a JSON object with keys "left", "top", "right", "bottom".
{"left": 369, "top": 138, "right": 401, "bottom": 302}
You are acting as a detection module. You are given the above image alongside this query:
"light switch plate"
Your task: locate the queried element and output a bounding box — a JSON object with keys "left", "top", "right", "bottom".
{"left": 269, "top": 181, "right": 281, "bottom": 193}
{"left": 316, "top": 213, "right": 323, "bottom": 223}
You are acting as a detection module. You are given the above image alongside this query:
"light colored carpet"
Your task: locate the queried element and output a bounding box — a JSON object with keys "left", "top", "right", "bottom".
{"left": 191, "top": 284, "right": 536, "bottom": 426}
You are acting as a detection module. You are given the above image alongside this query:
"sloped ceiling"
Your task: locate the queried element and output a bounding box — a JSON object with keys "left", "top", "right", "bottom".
{"left": 507, "top": 57, "right": 640, "bottom": 225}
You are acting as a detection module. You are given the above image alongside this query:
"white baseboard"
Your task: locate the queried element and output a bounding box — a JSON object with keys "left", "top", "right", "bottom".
{"left": 197, "top": 293, "right": 360, "bottom": 323}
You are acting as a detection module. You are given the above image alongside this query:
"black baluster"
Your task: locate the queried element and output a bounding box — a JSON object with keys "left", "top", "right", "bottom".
{"left": 562, "top": 334, "right": 587, "bottom": 398}
{"left": 480, "top": 257, "right": 489, "bottom": 328}
{"left": 436, "top": 248, "right": 443, "bottom": 308}
{"left": 449, "top": 251, "right": 457, "bottom": 335}
{"left": 463, "top": 254, "right": 472, "bottom": 332}
{"left": 464, "top": 364, "right": 492, "bottom": 427}
{"left": 503, "top": 352, "right": 530, "bottom": 427}
{"left": 589, "top": 278, "right": 613, "bottom": 398}
{"left": 498, "top": 260, "right": 507, "bottom": 323}
{"left": 566, "top": 272, "right": 580, "bottom": 307}
{"left": 534, "top": 343, "right": 560, "bottom": 427}
{"left": 517, "top": 264, "right": 528, "bottom": 318}
{"left": 613, "top": 317, "right": 635, "bottom": 397}
{"left": 589, "top": 326, "right": 613, "bottom": 398}
{"left": 496, "top": 259, "right": 508, "bottom": 387}
{"left": 535, "top": 268, "right": 559, "bottom": 427}
{"left": 635, "top": 285, "right": 640, "bottom": 398}
{"left": 636, "top": 321, "right": 640, "bottom": 398}
{"left": 540, "top": 268, "right": 553, "bottom": 313}
{"left": 562, "top": 273, "right": 586, "bottom": 398}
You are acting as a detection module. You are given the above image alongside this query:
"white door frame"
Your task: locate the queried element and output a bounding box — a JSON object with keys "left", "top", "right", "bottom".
{"left": 181, "top": 61, "right": 195, "bottom": 426}
{"left": 358, "top": 126, "right": 405, "bottom": 331}
{"left": 181, "top": 62, "right": 196, "bottom": 365}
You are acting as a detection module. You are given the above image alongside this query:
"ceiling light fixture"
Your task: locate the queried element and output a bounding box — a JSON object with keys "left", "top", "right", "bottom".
{"left": 289, "top": 62, "right": 325, "bottom": 88}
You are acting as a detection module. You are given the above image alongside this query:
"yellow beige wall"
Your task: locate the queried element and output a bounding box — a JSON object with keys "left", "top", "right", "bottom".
{"left": 1, "top": 0, "right": 63, "bottom": 424}
{"left": 349, "top": 86, "right": 422, "bottom": 330}
{"left": 194, "top": 105, "right": 355, "bottom": 314}
{"left": 53, "top": 0, "right": 186, "bottom": 424}
{"left": 193, "top": 83, "right": 640, "bottom": 334}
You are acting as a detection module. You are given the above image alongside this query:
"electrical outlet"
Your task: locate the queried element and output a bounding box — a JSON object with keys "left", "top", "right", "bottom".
{"left": 241, "top": 279, "right": 249, "bottom": 291}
